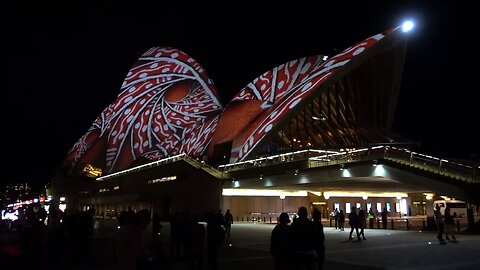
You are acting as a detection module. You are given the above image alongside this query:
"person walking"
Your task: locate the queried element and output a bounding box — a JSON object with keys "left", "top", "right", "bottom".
{"left": 358, "top": 209, "right": 367, "bottom": 240}
{"left": 434, "top": 204, "right": 445, "bottom": 242}
{"left": 338, "top": 210, "right": 345, "bottom": 231}
{"left": 224, "top": 209, "right": 233, "bottom": 237}
{"left": 348, "top": 206, "right": 360, "bottom": 240}
{"left": 270, "top": 212, "right": 292, "bottom": 270}
{"left": 333, "top": 208, "right": 339, "bottom": 229}
{"left": 444, "top": 207, "right": 456, "bottom": 241}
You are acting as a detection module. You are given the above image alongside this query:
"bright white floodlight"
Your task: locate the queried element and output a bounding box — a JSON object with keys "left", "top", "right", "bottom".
{"left": 401, "top": 20, "right": 414, "bottom": 32}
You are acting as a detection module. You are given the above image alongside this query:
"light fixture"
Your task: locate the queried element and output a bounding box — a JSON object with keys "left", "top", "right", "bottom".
{"left": 401, "top": 20, "right": 414, "bottom": 32}
{"left": 259, "top": 174, "right": 263, "bottom": 180}
{"left": 340, "top": 164, "right": 345, "bottom": 171}
{"left": 373, "top": 160, "right": 378, "bottom": 167}
{"left": 294, "top": 170, "right": 299, "bottom": 176}
{"left": 312, "top": 113, "right": 327, "bottom": 121}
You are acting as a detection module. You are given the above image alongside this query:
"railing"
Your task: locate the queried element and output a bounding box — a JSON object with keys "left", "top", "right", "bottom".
{"left": 384, "top": 146, "right": 479, "bottom": 183}
{"left": 215, "top": 145, "right": 479, "bottom": 183}
{"left": 96, "top": 145, "right": 479, "bottom": 183}
{"left": 183, "top": 155, "right": 226, "bottom": 179}
{"left": 96, "top": 153, "right": 189, "bottom": 181}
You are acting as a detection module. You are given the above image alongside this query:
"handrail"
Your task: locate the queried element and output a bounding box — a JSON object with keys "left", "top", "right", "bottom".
{"left": 216, "top": 145, "right": 479, "bottom": 183}
{"left": 94, "top": 145, "right": 479, "bottom": 183}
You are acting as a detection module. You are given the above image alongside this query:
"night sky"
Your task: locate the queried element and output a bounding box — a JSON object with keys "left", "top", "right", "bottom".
{"left": 3, "top": 2, "right": 479, "bottom": 188}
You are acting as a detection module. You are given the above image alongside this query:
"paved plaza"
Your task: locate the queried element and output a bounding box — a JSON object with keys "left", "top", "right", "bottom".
{"left": 86, "top": 220, "right": 480, "bottom": 269}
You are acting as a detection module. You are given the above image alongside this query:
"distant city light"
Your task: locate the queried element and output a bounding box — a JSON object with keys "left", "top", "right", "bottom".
{"left": 402, "top": 20, "right": 414, "bottom": 32}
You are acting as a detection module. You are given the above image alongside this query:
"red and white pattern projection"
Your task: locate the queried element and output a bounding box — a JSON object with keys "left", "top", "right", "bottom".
{"left": 66, "top": 29, "right": 398, "bottom": 175}
{"left": 67, "top": 47, "right": 222, "bottom": 173}
{"left": 223, "top": 32, "right": 390, "bottom": 162}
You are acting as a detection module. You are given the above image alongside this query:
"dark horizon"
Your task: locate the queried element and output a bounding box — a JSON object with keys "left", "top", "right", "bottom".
{"left": 3, "top": 2, "right": 479, "bottom": 186}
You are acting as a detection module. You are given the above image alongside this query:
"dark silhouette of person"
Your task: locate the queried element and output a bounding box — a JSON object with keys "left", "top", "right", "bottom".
{"left": 338, "top": 210, "right": 345, "bottom": 231}
{"left": 444, "top": 207, "right": 456, "bottom": 241}
{"left": 358, "top": 209, "right": 367, "bottom": 240}
{"left": 206, "top": 211, "right": 225, "bottom": 270}
{"left": 70, "top": 208, "right": 95, "bottom": 267}
{"left": 47, "top": 204, "right": 65, "bottom": 261}
{"left": 333, "top": 208, "right": 339, "bottom": 229}
{"left": 348, "top": 206, "right": 360, "bottom": 240}
{"left": 170, "top": 211, "right": 182, "bottom": 259}
{"left": 291, "top": 206, "right": 316, "bottom": 269}
{"left": 115, "top": 209, "right": 152, "bottom": 270}
{"left": 224, "top": 209, "right": 233, "bottom": 237}
{"left": 368, "top": 208, "right": 375, "bottom": 229}
{"left": 312, "top": 209, "right": 325, "bottom": 270}
{"left": 270, "top": 212, "right": 292, "bottom": 270}
{"left": 434, "top": 204, "right": 445, "bottom": 242}
{"left": 20, "top": 205, "right": 48, "bottom": 268}
{"left": 381, "top": 207, "right": 388, "bottom": 229}
{"left": 187, "top": 214, "right": 206, "bottom": 270}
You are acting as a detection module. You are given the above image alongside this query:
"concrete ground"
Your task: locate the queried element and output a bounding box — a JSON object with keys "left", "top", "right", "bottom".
{"left": 88, "top": 220, "right": 480, "bottom": 270}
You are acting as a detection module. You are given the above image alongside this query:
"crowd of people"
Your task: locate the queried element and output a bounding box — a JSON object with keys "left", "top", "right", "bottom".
{"left": 270, "top": 207, "right": 325, "bottom": 270}
{"left": 2, "top": 202, "right": 464, "bottom": 269}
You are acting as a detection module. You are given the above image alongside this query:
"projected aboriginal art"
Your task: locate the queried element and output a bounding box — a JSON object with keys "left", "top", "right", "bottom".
{"left": 66, "top": 28, "right": 400, "bottom": 176}
{"left": 67, "top": 47, "right": 223, "bottom": 174}
{"left": 220, "top": 31, "right": 391, "bottom": 162}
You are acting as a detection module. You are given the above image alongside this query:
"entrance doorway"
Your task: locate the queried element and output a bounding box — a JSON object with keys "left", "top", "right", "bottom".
{"left": 412, "top": 201, "right": 426, "bottom": 215}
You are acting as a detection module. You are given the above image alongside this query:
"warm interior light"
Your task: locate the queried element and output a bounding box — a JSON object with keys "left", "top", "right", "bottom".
{"left": 323, "top": 191, "right": 408, "bottom": 198}
{"left": 222, "top": 189, "right": 308, "bottom": 197}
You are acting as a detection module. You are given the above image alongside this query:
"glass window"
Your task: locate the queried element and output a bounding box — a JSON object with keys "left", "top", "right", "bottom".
{"left": 376, "top": 202, "right": 382, "bottom": 212}
{"left": 346, "top": 203, "right": 351, "bottom": 213}
{"left": 334, "top": 202, "right": 340, "bottom": 212}
{"left": 386, "top": 202, "right": 391, "bottom": 212}
{"left": 356, "top": 202, "right": 361, "bottom": 209}
{"left": 395, "top": 202, "right": 400, "bottom": 212}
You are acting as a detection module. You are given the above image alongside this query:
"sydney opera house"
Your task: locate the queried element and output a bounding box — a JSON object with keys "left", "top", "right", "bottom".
{"left": 50, "top": 23, "right": 479, "bottom": 222}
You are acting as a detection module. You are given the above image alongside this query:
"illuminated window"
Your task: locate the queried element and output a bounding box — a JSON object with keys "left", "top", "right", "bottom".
{"left": 113, "top": 186, "right": 120, "bottom": 190}
{"left": 386, "top": 202, "right": 391, "bottom": 212}
{"left": 148, "top": 175, "right": 177, "bottom": 184}
{"left": 83, "top": 164, "right": 103, "bottom": 177}
{"left": 376, "top": 202, "right": 382, "bottom": 212}
{"left": 334, "top": 202, "right": 340, "bottom": 211}
{"left": 395, "top": 202, "right": 400, "bottom": 212}
{"left": 346, "top": 203, "right": 351, "bottom": 213}
{"left": 356, "top": 202, "right": 361, "bottom": 209}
